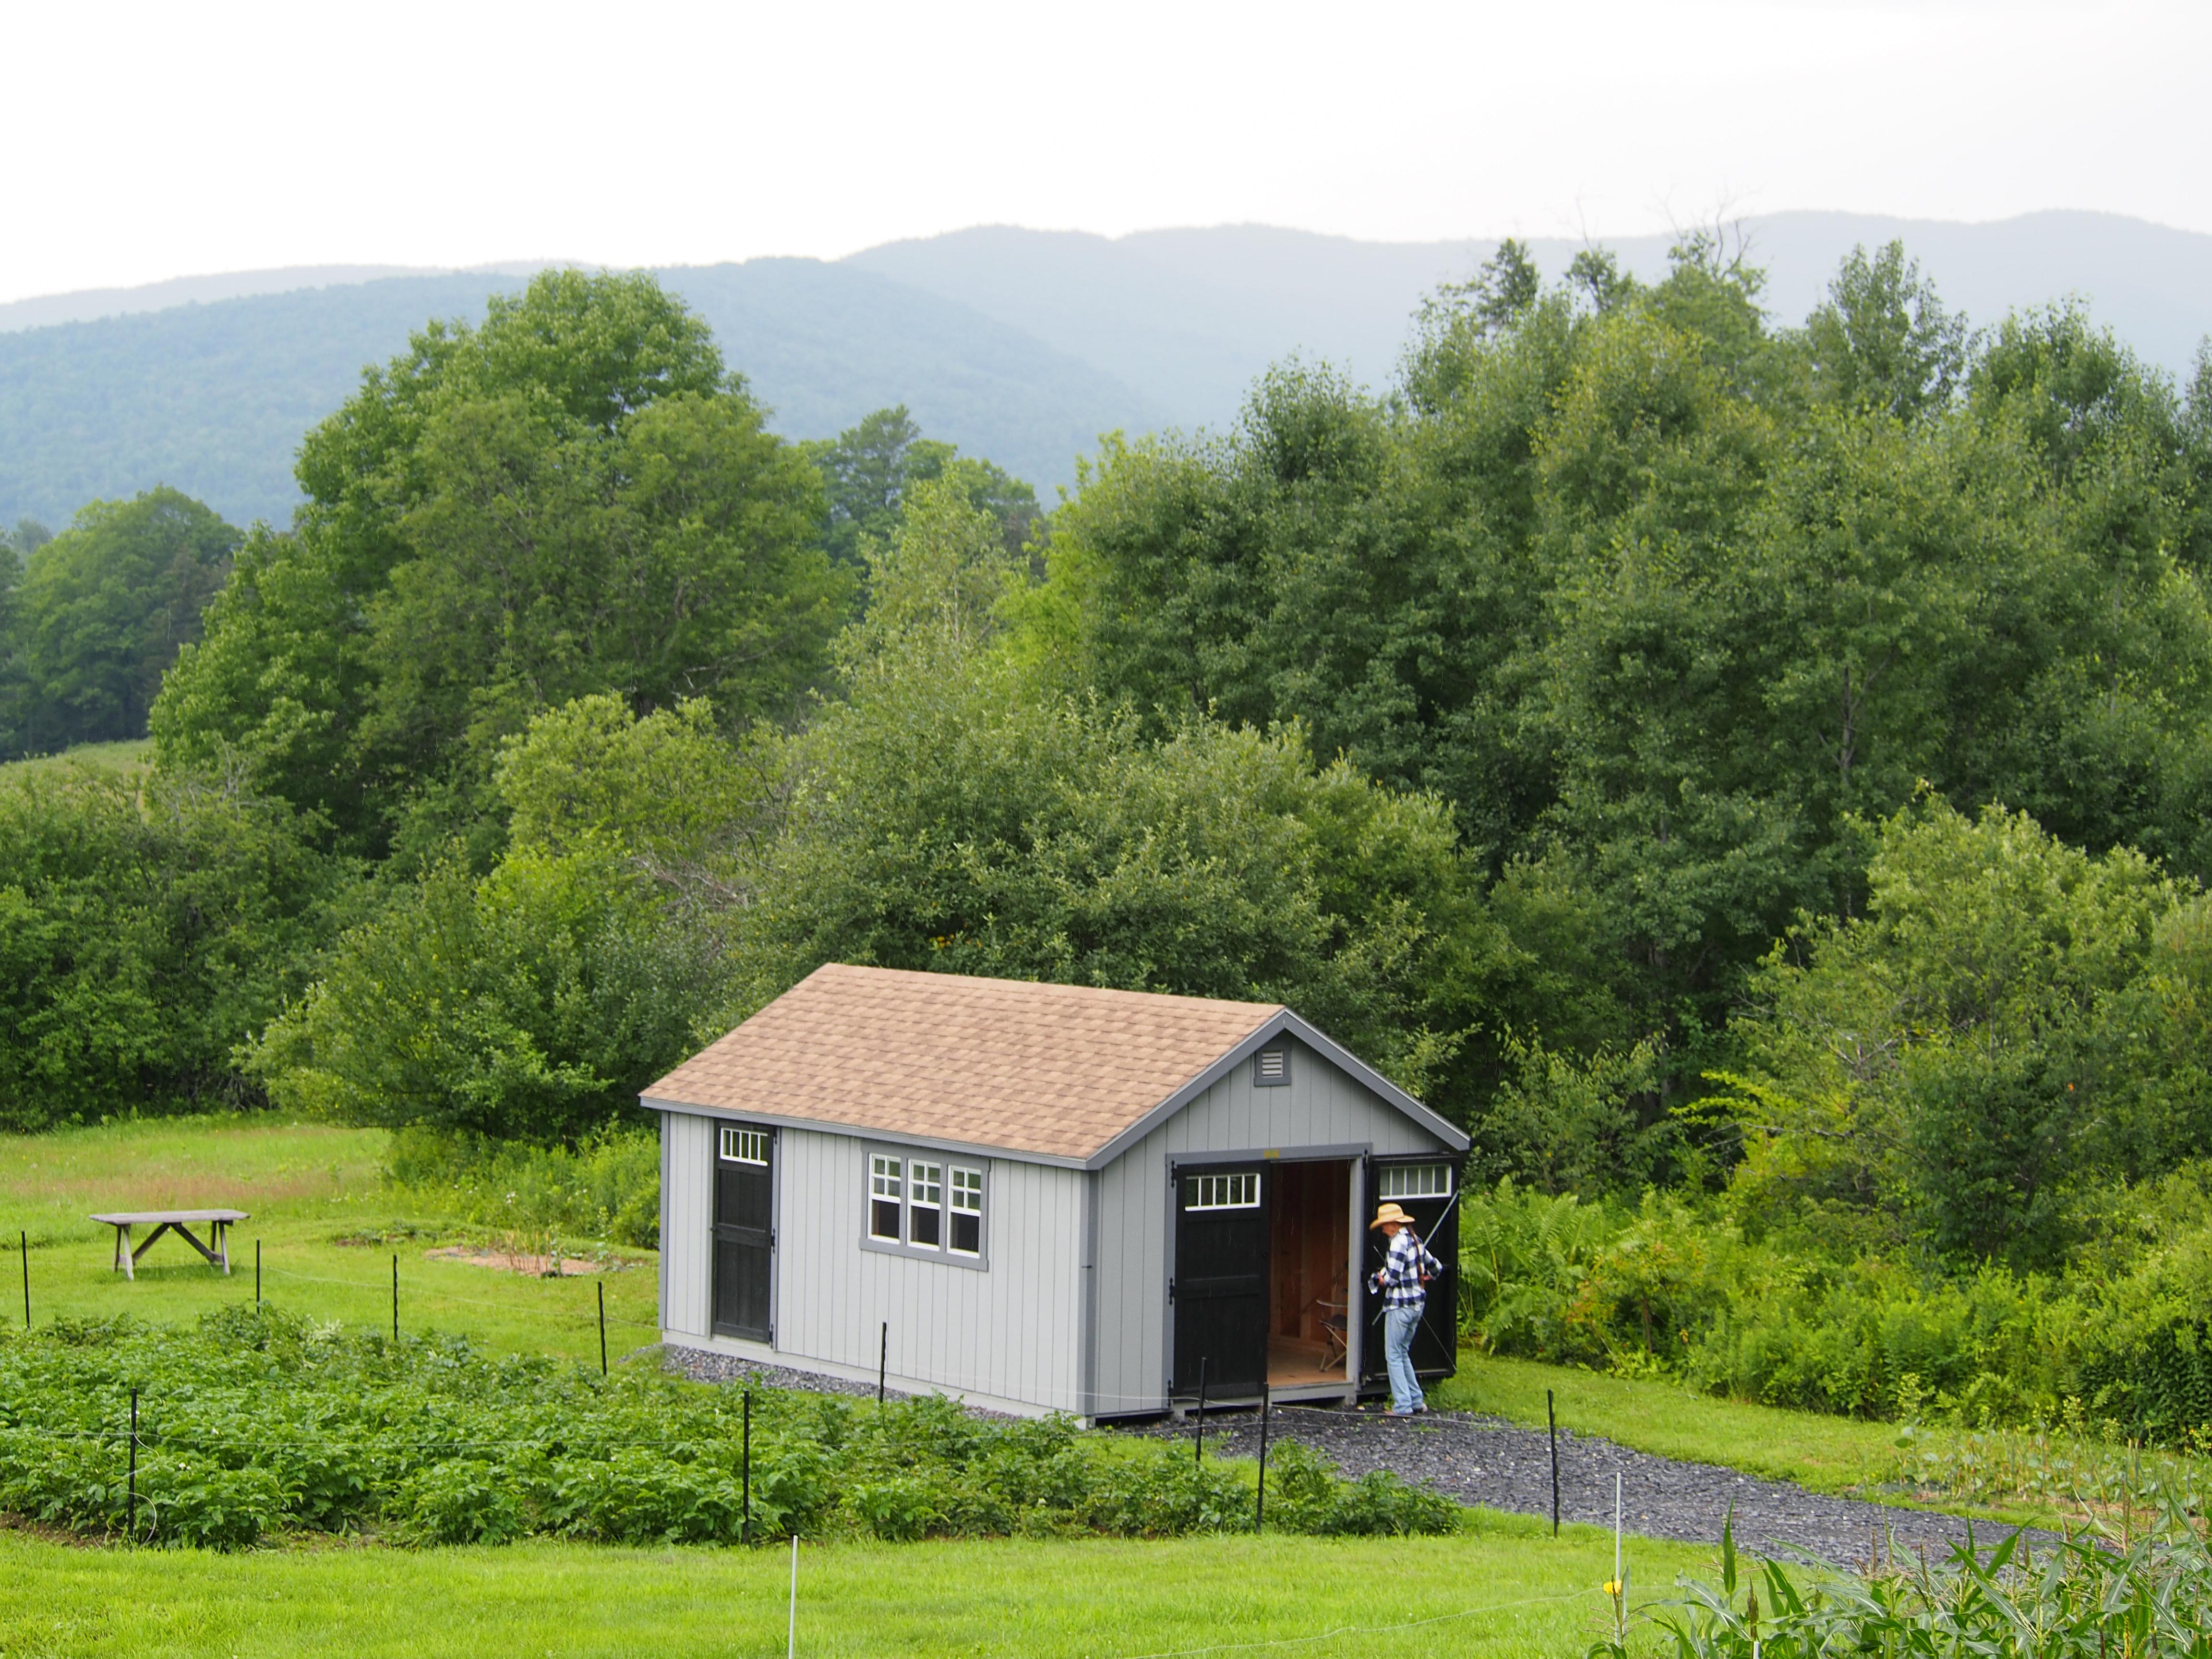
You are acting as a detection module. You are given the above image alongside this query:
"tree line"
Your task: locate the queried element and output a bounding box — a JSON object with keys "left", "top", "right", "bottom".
{"left": 9, "top": 250, "right": 2212, "bottom": 1317}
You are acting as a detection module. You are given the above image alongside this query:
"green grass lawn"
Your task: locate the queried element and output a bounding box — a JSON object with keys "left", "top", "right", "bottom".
{"left": 2, "top": 1116, "right": 658, "bottom": 1364}
{"left": 1436, "top": 1354, "right": 1911, "bottom": 1497}
{"left": 0, "top": 737, "right": 153, "bottom": 779}
{"left": 0, "top": 1523, "right": 1703, "bottom": 1659}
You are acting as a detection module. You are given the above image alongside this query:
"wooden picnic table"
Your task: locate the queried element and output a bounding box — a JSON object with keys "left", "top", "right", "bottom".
{"left": 89, "top": 1210, "right": 249, "bottom": 1280}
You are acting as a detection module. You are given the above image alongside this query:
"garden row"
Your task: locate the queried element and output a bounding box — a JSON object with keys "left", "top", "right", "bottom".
{"left": 0, "top": 1307, "right": 1457, "bottom": 1550}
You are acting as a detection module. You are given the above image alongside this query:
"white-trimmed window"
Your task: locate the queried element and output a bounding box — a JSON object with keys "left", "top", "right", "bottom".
{"left": 720, "top": 1126, "right": 769, "bottom": 1165}
{"left": 869, "top": 1155, "right": 902, "bottom": 1239}
{"left": 1378, "top": 1163, "right": 1451, "bottom": 1200}
{"left": 908, "top": 1162, "right": 943, "bottom": 1248}
{"left": 1184, "top": 1172, "right": 1261, "bottom": 1210}
{"left": 864, "top": 1150, "right": 987, "bottom": 1265}
{"left": 949, "top": 1166, "right": 983, "bottom": 1255}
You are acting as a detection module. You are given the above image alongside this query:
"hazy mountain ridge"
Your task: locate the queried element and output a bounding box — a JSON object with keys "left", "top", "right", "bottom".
{"left": 2, "top": 212, "right": 2206, "bottom": 529}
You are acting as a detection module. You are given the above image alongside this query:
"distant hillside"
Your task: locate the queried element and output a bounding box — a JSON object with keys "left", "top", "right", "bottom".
{"left": 2, "top": 213, "right": 2206, "bottom": 530}
{"left": 0, "top": 265, "right": 1163, "bottom": 529}
{"left": 852, "top": 211, "right": 2212, "bottom": 427}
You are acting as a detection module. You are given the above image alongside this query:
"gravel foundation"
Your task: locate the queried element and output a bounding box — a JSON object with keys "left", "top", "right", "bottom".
{"left": 1128, "top": 1405, "right": 2061, "bottom": 1565}
{"left": 659, "top": 1343, "right": 915, "bottom": 1403}
{"left": 659, "top": 1346, "right": 2052, "bottom": 1563}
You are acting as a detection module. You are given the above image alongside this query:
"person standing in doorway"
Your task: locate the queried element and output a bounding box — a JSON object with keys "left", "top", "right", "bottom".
{"left": 1368, "top": 1202, "right": 1442, "bottom": 1416}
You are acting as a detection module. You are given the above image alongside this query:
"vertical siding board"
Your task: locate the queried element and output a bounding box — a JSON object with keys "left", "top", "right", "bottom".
{"left": 658, "top": 1112, "right": 712, "bottom": 1339}
{"left": 759, "top": 1144, "right": 1078, "bottom": 1412}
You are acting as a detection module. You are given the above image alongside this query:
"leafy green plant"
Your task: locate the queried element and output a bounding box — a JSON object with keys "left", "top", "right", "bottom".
{"left": 1599, "top": 1502, "right": 2212, "bottom": 1658}
{"left": 0, "top": 1308, "right": 1454, "bottom": 1551}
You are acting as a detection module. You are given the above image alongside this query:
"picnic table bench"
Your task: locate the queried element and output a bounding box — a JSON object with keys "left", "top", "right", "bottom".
{"left": 90, "top": 1210, "right": 249, "bottom": 1280}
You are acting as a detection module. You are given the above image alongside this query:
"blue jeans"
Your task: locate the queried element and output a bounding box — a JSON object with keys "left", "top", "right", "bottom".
{"left": 1383, "top": 1305, "right": 1426, "bottom": 1413}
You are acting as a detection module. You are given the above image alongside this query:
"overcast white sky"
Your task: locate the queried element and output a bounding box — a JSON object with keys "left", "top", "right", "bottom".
{"left": 0, "top": 0, "right": 2204, "bottom": 305}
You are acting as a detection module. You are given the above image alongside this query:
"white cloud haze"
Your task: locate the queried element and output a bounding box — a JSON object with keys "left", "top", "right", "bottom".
{"left": 0, "top": 0, "right": 2203, "bottom": 303}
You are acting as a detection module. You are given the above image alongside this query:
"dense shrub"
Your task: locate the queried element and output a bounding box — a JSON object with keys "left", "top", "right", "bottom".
{"left": 0, "top": 765, "right": 354, "bottom": 1130}
{"left": 385, "top": 1124, "right": 661, "bottom": 1249}
{"left": 1455, "top": 1176, "right": 2212, "bottom": 1440}
{"left": 0, "top": 1309, "right": 1455, "bottom": 1549}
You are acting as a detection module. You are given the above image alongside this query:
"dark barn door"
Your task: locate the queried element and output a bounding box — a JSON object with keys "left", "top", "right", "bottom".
{"left": 1360, "top": 1158, "right": 1460, "bottom": 1387}
{"left": 712, "top": 1124, "right": 774, "bottom": 1341}
{"left": 1172, "top": 1165, "right": 1270, "bottom": 1397}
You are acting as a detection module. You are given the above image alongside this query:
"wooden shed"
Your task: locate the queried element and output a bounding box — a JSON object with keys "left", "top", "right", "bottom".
{"left": 645, "top": 964, "right": 1470, "bottom": 1420}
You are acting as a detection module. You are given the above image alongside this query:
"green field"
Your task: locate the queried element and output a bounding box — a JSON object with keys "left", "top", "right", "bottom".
{"left": 1437, "top": 1355, "right": 1912, "bottom": 1498}
{"left": 4, "top": 1116, "right": 657, "bottom": 1363}
{"left": 0, "top": 1115, "right": 2001, "bottom": 1658}
{"left": 0, "top": 1524, "right": 1697, "bottom": 1659}
{"left": 0, "top": 738, "right": 153, "bottom": 778}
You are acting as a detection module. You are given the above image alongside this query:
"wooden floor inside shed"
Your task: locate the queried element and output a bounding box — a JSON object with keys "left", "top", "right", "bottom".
{"left": 1266, "top": 1335, "right": 1345, "bottom": 1387}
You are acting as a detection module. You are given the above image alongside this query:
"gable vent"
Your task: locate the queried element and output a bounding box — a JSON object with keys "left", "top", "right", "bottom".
{"left": 1254, "top": 1044, "right": 1289, "bottom": 1086}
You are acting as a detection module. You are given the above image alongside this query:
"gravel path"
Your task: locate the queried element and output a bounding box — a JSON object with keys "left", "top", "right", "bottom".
{"left": 1129, "top": 1405, "right": 2059, "bottom": 1565}
{"left": 659, "top": 1346, "right": 2050, "bottom": 1564}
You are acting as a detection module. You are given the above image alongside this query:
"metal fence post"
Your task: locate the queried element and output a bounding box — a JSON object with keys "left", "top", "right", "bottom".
{"left": 597, "top": 1281, "right": 608, "bottom": 1377}
{"left": 1255, "top": 1382, "right": 1271, "bottom": 1530}
{"left": 127, "top": 1387, "right": 139, "bottom": 1542}
{"left": 1194, "top": 1356, "right": 1208, "bottom": 1467}
{"left": 1547, "top": 1388, "right": 1561, "bottom": 1536}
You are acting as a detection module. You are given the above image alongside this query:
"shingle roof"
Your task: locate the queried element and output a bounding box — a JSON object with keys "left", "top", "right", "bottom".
{"left": 645, "top": 964, "right": 1284, "bottom": 1161}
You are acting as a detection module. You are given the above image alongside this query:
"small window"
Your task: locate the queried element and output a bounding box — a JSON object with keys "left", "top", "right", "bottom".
{"left": 1254, "top": 1044, "right": 1289, "bottom": 1087}
{"left": 869, "top": 1155, "right": 903, "bottom": 1239}
{"left": 949, "top": 1166, "right": 983, "bottom": 1255}
{"left": 1378, "top": 1163, "right": 1451, "bottom": 1200}
{"left": 1184, "top": 1172, "right": 1261, "bottom": 1210}
{"left": 863, "top": 1149, "right": 988, "bottom": 1265}
{"left": 720, "top": 1126, "right": 769, "bottom": 1165}
{"left": 909, "top": 1162, "right": 943, "bottom": 1248}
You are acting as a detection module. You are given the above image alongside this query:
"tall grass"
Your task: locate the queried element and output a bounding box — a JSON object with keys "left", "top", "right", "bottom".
{"left": 1605, "top": 1502, "right": 2212, "bottom": 1658}
{"left": 384, "top": 1124, "right": 660, "bottom": 1250}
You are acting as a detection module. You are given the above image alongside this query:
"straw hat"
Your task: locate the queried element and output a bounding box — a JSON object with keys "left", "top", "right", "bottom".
{"left": 1369, "top": 1202, "right": 1416, "bottom": 1230}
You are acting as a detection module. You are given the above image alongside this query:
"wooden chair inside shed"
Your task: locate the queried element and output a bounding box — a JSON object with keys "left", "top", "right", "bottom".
{"left": 1316, "top": 1294, "right": 1350, "bottom": 1369}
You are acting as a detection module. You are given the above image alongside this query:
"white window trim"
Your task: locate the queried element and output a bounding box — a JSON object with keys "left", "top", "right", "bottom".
{"left": 869, "top": 1154, "right": 904, "bottom": 1241}
{"left": 1377, "top": 1163, "right": 1452, "bottom": 1200}
{"left": 1185, "top": 1171, "right": 1261, "bottom": 1211}
{"left": 860, "top": 1143, "right": 989, "bottom": 1270}
{"left": 720, "top": 1125, "right": 770, "bottom": 1166}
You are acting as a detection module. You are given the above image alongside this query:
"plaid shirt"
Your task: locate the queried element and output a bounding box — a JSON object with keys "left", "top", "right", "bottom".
{"left": 1373, "top": 1227, "right": 1442, "bottom": 1308}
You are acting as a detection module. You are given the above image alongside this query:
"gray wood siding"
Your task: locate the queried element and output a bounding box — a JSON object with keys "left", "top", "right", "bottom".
{"left": 1091, "top": 1036, "right": 1451, "bottom": 1416}
{"left": 660, "top": 1110, "right": 714, "bottom": 1340}
{"left": 769, "top": 1128, "right": 1088, "bottom": 1413}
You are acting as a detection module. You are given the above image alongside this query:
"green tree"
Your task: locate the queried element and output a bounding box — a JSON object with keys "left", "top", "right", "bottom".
{"left": 1723, "top": 797, "right": 2192, "bottom": 1267}
{"left": 733, "top": 480, "right": 1510, "bottom": 1113}
{"left": 1801, "top": 240, "right": 1970, "bottom": 421}
{"left": 0, "top": 764, "right": 351, "bottom": 1130}
{"left": 802, "top": 405, "right": 1041, "bottom": 570}
{"left": 11, "top": 488, "right": 238, "bottom": 755}
{"left": 153, "top": 270, "right": 839, "bottom": 851}
{"left": 251, "top": 694, "right": 746, "bottom": 1143}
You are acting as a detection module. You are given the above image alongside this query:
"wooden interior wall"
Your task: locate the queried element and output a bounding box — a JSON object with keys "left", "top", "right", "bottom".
{"left": 1270, "top": 1160, "right": 1350, "bottom": 1343}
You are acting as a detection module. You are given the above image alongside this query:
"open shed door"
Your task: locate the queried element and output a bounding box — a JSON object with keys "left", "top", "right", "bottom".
{"left": 711, "top": 1123, "right": 774, "bottom": 1342}
{"left": 1360, "top": 1156, "right": 1459, "bottom": 1387}
{"left": 1172, "top": 1165, "right": 1269, "bottom": 1397}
